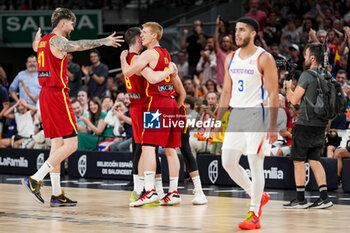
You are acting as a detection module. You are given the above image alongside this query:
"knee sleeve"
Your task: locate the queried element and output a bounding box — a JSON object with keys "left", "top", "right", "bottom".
{"left": 132, "top": 143, "right": 142, "bottom": 174}
{"left": 155, "top": 146, "right": 162, "bottom": 175}
{"left": 180, "top": 132, "right": 198, "bottom": 172}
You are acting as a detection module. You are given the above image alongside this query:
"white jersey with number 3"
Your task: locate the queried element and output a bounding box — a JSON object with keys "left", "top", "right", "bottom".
{"left": 228, "top": 47, "right": 268, "bottom": 108}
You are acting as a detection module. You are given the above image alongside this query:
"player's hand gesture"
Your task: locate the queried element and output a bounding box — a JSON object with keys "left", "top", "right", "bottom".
{"left": 34, "top": 27, "right": 42, "bottom": 42}
{"left": 120, "top": 50, "right": 128, "bottom": 61}
{"left": 104, "top": 32, "right": 124, "bottom": 48}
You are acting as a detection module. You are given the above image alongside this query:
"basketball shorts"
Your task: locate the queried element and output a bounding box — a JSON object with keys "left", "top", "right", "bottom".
{"left": 222, "top": 108, "right": 271, "bottom": 155}
{"left": 141, "top": 95, "right": 181, "bottom": 148}
{"left": 130, "top": 103, "right": 145, "bottom": 144}
{"left": 40, "top": 86, "right": 77, "bottom": 138}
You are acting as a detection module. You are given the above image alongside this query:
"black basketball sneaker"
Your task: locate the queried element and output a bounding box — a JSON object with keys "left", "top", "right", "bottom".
{"left": 50, "top": 190, "right": 77, "bottom": 207}
{"left": 22, "top": 177, "right": 44, "bottom": 204}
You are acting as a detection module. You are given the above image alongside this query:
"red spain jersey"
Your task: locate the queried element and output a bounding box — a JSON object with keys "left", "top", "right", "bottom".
{"left": 125, "top": 53, "right": 149, "bottom": 104}
{"left": 37, "top": 34, "right": 69, "bottom": 89}
{"left": 145, "top": 46, "right": 175, "bottom": 97}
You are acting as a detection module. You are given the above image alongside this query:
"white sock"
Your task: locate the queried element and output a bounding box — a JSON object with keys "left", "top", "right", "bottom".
{"left": 133, "top": 174, "right": 138, "bottom": 192}
{"left": 192, "top": 176, "right": 203, "bottom": 193}
{"left": 50, "top": 173, "right": 62, "bottom": 196}
{"left": 247, "top": 154, "right": 265, "bottom": 217}
{"left": 32, "top": 161, "right": 53, "bottom": 181}
{"left": 169, "top": 177, "right": 178, "bottom": 193}
{"left": 222, "top": 149, "right": 252, "bottom": 196}
{"left": 144, "top": 171, "right": 155, "bottom": 191}
{"left": 136, "top": 176, "right": 144, "bottom": 194}
{"left": 155, "top": 177, "right": 164, "bottom": 197}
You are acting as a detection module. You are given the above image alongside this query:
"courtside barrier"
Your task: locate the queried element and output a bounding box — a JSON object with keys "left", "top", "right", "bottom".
{"left": 197, "top": 154, "right": 338, "bottom": 191}
{"left": 67, "top": 150, "right": 184, "bottom": 182}
{"left": 0, "top": 148, "right": 65, "bottom": 175}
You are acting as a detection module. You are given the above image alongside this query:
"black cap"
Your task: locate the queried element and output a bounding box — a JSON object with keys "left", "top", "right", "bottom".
{"left": 235, "top": 17, "right": 259, "bottom": 32}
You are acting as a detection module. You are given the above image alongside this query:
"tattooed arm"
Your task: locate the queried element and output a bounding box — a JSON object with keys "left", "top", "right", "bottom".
{"left": 49, "top": 32, "right": 124, "bottom": 53}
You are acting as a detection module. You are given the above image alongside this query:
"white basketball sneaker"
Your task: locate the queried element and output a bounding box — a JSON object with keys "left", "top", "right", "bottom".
{"left": 192, "top": 189, "right": 208, "bottom": 205}
{"left": 160, "top": 191, "right": 181, "bottom": 206}
{"left": 129, "top": 189, "right": 159, "bottom": 207}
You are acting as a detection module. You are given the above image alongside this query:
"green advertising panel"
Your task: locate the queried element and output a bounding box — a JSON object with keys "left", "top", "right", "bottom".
{"left": 0, "top": 10, "right": 102, "bottom": 47}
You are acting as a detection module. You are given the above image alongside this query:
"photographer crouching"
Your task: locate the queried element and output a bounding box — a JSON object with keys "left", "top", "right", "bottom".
{"left": 284, "top": 43, "right": 333, "bottom": 209}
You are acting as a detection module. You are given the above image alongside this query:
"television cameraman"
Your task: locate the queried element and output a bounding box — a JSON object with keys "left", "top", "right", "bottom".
{"left": 284, "top": 42, "right": 333, "bottom": 209}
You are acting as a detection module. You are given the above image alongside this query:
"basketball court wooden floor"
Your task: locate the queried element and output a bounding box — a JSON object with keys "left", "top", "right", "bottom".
{"left": 1, "top": 183, "right": 349, "bottom": 233}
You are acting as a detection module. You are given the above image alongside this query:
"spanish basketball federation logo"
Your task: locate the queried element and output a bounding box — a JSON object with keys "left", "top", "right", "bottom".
{"left": 208, "top": 160, "right": 218, "bottom": 184}
{"left": 143, "top": 110, "right": 161, "bottom": 129}
{"left": 78, "top": 155, "right": 87, "bottom": 177}
{"left": 36, "top": 153, "right": 45, "bottom": 170}
{"left": 304, "top": 162, "right": 310, "bottom": 186}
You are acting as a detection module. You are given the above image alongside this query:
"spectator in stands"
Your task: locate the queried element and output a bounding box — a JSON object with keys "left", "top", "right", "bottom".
{"left": 77, "top": 97, "right": 114, "bottom": 150}
{"left": 71, "top": 97, "right": 89, "bottom": 132}
{"left": 336, "top": 69, "right": 348, "bottom": 88}
{"left": 214, "top": 16, "right": 234, "bottom": 86}
{"left": 275, "top": 103, "right": 300, "bottom": 156}
{"left": 264, "top": 11, "right": 283, "bottom": 45}
{"left": 289, "top": 44, "right": 304, "bottom": 71}
{"left": 326, "top": 129, "right": 342, "bottom": 158}
{"left": 180, "top": 20, "right": 208, "bottom": 75}
{"left": 245, "top": 0, "right": 267, "bottom": 32}
{"left": 299, "top": 18, "right": 315, "bottom": 48}
{"left": 190, "top": 91, "right": 218, "bottom": 156}
{"left": 77, "top": 89, "right": 89, "bottom": 111}
{"left": 9, "top": 55, "right": 41, "bottom": 106}
{"left": 196, "top": 37, "right": 217, "bottom": 83}
{"left": 0, "top": 64, "right": 8, "bottom": 87}
{"left": 202, "top": 79, "right": 218, "bottom": 96}
{"left": 116, "top": 92, "right": 125, "bottom": 102}
{"left": 217, "top": 18, "right": 234, "bottom": 44}
{"left": 269, "top": 43, "right": 286, "bottom": 61}
{"left": 0, "top": 99, "right": 36, "bottom": 148}
{"left": 106, "top": 76, "right": 118, "bottom": 99}
{"left": 109, "top": 101, "right": 133, "bottom": 152}
{"left": 183, "top": 76, "right": 202, "bottom": 98}
{"left": 82, "top": 49, "right": 109, "bottom": 98}
{"left": 334, "top": 142, "right": 350, "bottom": 184}
{"left": 270, "top": 94, "right": 288, "bottom": 156}
{"left": 176, "top": 50, "right": 189, "bottom": 80}
{"left": 67, "top": 53, "right": 82, "bottom": 98}
{"left": 280, "top": 16, "right": 300, "bottom": 55}
{"left": 327, "top": 29, "right": 343, "bottom": 76}
{"left": 101, "top": 96, "right": 114, "bottom": 112}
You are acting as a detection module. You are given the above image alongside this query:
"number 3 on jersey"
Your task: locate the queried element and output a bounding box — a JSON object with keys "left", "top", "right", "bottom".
{"left": 238, "top": 80, "right": 244, "bottom": 92}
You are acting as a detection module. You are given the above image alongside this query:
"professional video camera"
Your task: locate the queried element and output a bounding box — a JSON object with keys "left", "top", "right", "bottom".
{"left": 276, "top": 58, "right": 298, "bottom": 80}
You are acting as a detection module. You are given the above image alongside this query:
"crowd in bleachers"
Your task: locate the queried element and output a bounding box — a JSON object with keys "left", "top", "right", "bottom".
{"left": 1, "top": 0, "right": 350, "bottom": 183}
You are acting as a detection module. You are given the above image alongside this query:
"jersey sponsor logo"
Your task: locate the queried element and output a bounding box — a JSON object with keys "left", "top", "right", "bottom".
{"left": 128, "top": 93, "right": 141, "bottom": 99}
{"left": 78, "top": 155, "right": 87, "bottom": 177}
{"left": 38, "top": 41, "right": 47, "bottom": 48}
{"left": 158, "top": 84, "right": 173, "bottom": 92}
{"left": 229, "top": 68, "right": 254, "bottom": 75}
{"left": 143, "top": 110, "right": 161, "bottom": 129}
{"left": 38, "top": 71, "right": 51, "bottom": 78}
{"left": 208, "top": 160, "right": 218, "bottom": 184}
